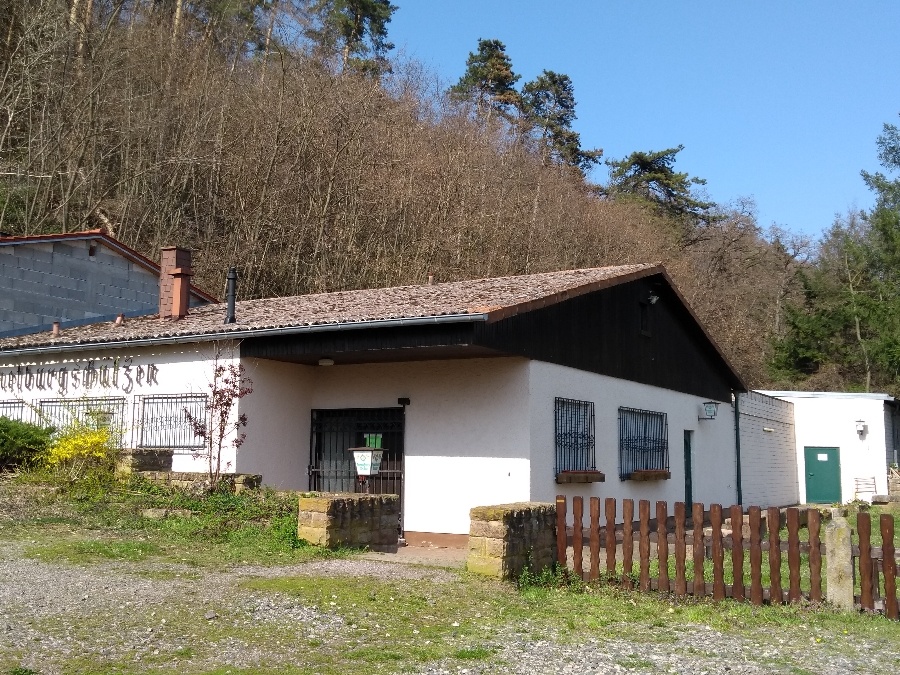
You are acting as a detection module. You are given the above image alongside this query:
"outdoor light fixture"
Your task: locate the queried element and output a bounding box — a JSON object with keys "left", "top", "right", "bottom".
{"left": 698, "top": 401, "right": 719, "bottom": 421}
{"left": 317, "top": 357, "right": 334, "bottom": 366}
{"left": 856, "top": 420, "right": 867, "bottom": 436}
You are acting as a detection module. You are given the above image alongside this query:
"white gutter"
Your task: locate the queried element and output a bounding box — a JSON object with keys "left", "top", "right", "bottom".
{"left": 0, "top": 313, "right": 490, "bottom": 357}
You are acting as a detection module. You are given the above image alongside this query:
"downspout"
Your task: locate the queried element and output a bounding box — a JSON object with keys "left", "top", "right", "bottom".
{"left": 734, "top": 391, "right": 743, "bottom": 506}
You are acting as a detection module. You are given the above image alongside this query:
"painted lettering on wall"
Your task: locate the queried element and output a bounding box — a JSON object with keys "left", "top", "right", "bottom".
{"left": 0, "top": 357, "right": 159, "bottom": 395}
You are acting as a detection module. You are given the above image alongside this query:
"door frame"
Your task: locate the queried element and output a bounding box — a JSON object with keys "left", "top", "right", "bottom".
{"left": 684, "top": 430, "right": 693, "bottom": 511}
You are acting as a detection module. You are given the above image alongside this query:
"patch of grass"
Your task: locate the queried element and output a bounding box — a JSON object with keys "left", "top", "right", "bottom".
{"left": 25, "top": 539, "right": 161, "bottom": 563}
{"left": 8, "top": 668, "right": 40, "bottom": 675}
{"left": 617, "top": 654, "right": 654, "bottom": 670}
{"left": 454, "top": 646, "right": 494, "bottom": 660}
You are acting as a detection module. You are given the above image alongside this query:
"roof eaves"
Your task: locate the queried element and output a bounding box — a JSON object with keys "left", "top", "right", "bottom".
{"left": 483, "top": 264, "right": 663, "bottom": 323}
{"left": 0, "top": 313, "right": 489, "bottom": 357}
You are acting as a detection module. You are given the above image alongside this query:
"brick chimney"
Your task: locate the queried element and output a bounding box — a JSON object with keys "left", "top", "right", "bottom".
{"left": 159, "top": 246, "right": 193, "bottom": 319}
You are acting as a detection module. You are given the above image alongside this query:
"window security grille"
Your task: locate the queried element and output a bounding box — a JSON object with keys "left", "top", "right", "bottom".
{"left": 0, "top": 401, "right": 29, "bottom": 423}
{"left": 38, "top": 397, "right": 126, "bottom": 446}
{"left": 554, "top": 398, "right": 596, "bottom": 475}
{"left": 618, "top": 406, "right": 668, "bottom": 480}
{"left": 133, "top": 394, "right": 207, "bottom": 452}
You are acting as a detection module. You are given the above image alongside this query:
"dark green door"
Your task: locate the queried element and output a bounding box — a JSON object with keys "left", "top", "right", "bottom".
{"left": 804, "top": 447, "right": 841, "bottom": 504}
{"left": 684, "top": 431, "right": 693, "bottom": 510}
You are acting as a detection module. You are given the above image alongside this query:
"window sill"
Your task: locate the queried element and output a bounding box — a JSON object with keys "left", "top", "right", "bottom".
{"left": 628, "top": 469, "right": 671, "bottom": 481}
{"left": 556, "top": 470, "right": 606, "bottom": 484}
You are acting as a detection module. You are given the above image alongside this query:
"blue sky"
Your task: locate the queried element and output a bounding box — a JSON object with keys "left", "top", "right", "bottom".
{"left": 388, "top": 2, "right": 900, "bottom": 238}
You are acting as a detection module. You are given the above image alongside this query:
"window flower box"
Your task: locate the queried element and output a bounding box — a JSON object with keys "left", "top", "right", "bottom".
{"left": 555, "top": 470, "right": 606, "bottom": 484}
{"left": 629, "top": 469, "right": 671, "bottom": 481}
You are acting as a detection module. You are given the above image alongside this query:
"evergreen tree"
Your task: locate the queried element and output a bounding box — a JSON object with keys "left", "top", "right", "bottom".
{"left": 605, "top": 146, "right": 716, "bottom": 234}
{"left": 307, "top": 0, "right": 396, "bottom": 74}
{"left": 449, "top": 38, "right": 521, "bottom": 120}
{"left": 772, "top": 115, "right": 900, "bottom": 393}
{"left": 519, "top": 70, "right": 601, "bottom": 174}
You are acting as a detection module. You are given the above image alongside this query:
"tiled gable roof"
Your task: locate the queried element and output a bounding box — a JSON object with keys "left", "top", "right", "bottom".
{"left": 0, "top": 264, "right": 658, "bottom": 352}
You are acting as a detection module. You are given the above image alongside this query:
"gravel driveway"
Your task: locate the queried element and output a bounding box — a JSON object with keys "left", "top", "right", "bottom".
{"left": 1, "top": 539, "right": 897, "bottom": 674}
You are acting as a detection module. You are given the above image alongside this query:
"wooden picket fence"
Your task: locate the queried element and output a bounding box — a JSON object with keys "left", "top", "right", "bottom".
{"left": 555, "top": 495, "right": 899, "bottom": 618}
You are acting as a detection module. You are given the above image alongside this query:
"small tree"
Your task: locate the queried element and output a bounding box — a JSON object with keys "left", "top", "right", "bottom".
{"left": 185, "top": 349, "right": 254, "bottom": 491}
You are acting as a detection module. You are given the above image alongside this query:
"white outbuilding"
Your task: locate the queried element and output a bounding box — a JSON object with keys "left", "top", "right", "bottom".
{"left": 758, "top": 391, "right": 900, "bottom": 504}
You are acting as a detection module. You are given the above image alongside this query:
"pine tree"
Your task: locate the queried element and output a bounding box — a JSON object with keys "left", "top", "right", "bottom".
{"left": 307, "top": 0, "right": 396, "bottom": 74}
{"left": 519, "top": 70, "right": 601, "bottom": 174}
{"left": 450, "top": 38, "right": 521, "bottom": 120}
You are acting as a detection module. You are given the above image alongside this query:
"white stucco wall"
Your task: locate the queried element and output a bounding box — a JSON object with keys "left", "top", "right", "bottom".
{"left": 305, "top": 358, "right": 532, "bottom": 535}
{"left": 761, "top": 393, "right": 893, "bottom": 503}
{"left": 527, "top": 361, "right": 737, "bottom": 521}
{"left": 237, "top": 357, "right": 312, "bottom": 490}
{"left": 0, "top": 342, "right": 240, "bottom": 473}
{"left": 739, "top": 391, "right": 799, "bottom": 507}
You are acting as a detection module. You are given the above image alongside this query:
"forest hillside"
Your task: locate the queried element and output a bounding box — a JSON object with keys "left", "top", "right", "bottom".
{"left": 2, "top": 1, "right": 897, "bottom": 395}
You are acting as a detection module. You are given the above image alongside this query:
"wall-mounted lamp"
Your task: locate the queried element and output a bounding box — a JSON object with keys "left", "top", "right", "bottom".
{"left": 856, "top": 419, "right": 867, "bottom": 436}
{"left": 699, "top": 401, "right": 719, "bottom": 421}
{"left": 317, "top": 357, "right": 335, "bottom": 367}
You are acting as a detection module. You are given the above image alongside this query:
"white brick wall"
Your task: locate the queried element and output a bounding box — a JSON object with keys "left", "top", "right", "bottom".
{"left": 739, "top": 391, "right": 799, "bottom": 507}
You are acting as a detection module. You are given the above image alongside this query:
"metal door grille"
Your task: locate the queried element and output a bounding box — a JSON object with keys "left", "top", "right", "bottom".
{"left": 618, "top": 406, "right": 668, "bottom": 480}
{"left": 309, "top": 407, "right": 404, "bottom": 518}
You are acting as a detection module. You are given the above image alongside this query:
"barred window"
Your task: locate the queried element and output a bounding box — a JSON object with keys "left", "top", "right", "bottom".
{"left": 618, "top": 407, "right": 669, "bottom": 480}
{"left": 554, "top": 397, "right": 596, "bottom": 475}
{"left": 38, "top": 397, "right": 126, "bottom": 446}
{"left": 134, "top": 394, "right": 207, "bottom": 452}
{"left": 0, "top": 401, "right": 28, "bottom": 423}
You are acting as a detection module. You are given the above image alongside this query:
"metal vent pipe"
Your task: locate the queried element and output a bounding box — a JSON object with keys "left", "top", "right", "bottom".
{"left": 224, "top": 267, "right": 237, "bottom": 324}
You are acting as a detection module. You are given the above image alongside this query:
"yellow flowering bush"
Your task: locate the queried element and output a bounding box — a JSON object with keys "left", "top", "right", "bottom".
{"left": 45, "top": 420, "right": 115, "bottom": 476}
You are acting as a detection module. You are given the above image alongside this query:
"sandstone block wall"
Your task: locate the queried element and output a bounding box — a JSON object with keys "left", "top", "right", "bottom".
{"left": 297, "top": 492, "right": 400, "bottom": 552}
{"left": 467, "top": 502, "right": 556, "bottom": 580}
{"left": 135, "top": 470, "right": 261, "bottom": 493}
{"left": 116, "top": 448, "right": 174, "bottom": 475}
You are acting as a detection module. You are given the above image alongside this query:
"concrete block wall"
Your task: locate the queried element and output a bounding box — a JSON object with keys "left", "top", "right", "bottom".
{"left": 739, "top": 391, "right": 799, "bottom": 507}
{"left": 0, "top": 239, "right": 208, "bottom": 337}
{"left": 0, "top": 240, "right": 161, "bottom": 335}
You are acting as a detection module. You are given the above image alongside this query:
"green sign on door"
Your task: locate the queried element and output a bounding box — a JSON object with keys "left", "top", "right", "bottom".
{"left": 804, "top": 446, "right": 841, "bottom": 504}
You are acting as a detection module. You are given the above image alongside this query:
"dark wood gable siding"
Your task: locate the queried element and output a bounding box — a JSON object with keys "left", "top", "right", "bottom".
{"left": 473, "top": 275, "right": 740, "bottom": 401}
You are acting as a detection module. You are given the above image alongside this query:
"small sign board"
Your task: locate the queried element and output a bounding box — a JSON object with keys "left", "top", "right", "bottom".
{"left": 818, "top": 453, "right": 828, "bottom": 461}
{"left": 351, "top": 448, "right": 384, "bottom": 476}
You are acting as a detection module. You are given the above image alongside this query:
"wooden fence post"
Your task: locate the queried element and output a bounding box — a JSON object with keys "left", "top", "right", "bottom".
{"left": 825, "top": 508, "right": 855, "bottom": 611}
{"left": 622, "top": 499, "right": 634, "bottom": 588}
{"left": 787, "top": 508, "right": 801, "bottom": 603}
{"left": 692, "top": 502, "right": 705, "bottom": 598}
{"left": 639, "top": 500, "right": 650, "bottom": 591}
{"left": 730, "top": 504, "right": 745, "bottom": 602}
{"left": 749, "top": 506, "right": 763, "bottom": 606}
{"left": 589, "top": 497, "right": 600, "bottom": 582}
{"left": 573, "top": 496, "right": 584, "bottom": 580}
{"left": 656, "top": 501, "right": 669, "bottom": 593}
{"left": 710, "top": 504, "right": 725, "bottom": 600}
{"left": 808, "top": 508, "right": 823, "bottom": 603}
{"left": 767, "top": 507, "right": 783, "bottom": 605}
{"left": 674, "top": 502, "right": 686, "bottom": 597}
{"left": 882, "top": 514, "right": 898, "bottom": 620}
{"left": 858, "top": 511, "right": 874, "bottom": 611}
{"left": 605, "top": 498, "right": 617, "bottom": 576}
{"left": 556, "top": 495, "right": 567, "bottom": 569}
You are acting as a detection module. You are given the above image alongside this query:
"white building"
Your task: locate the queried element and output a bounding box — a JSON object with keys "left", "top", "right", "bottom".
{"left": 1, "top": 256, "right": 756, "bottom": 540}
{"left": 759, "top": 391, "right": 900, "bottom": 504}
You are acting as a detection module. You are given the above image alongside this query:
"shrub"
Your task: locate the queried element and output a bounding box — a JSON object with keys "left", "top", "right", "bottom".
{"left": 45, "top": 420, "right": 116, "bottom": 479}
{"left": 0, "top": 416, "right": 55, "bottom": 469}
